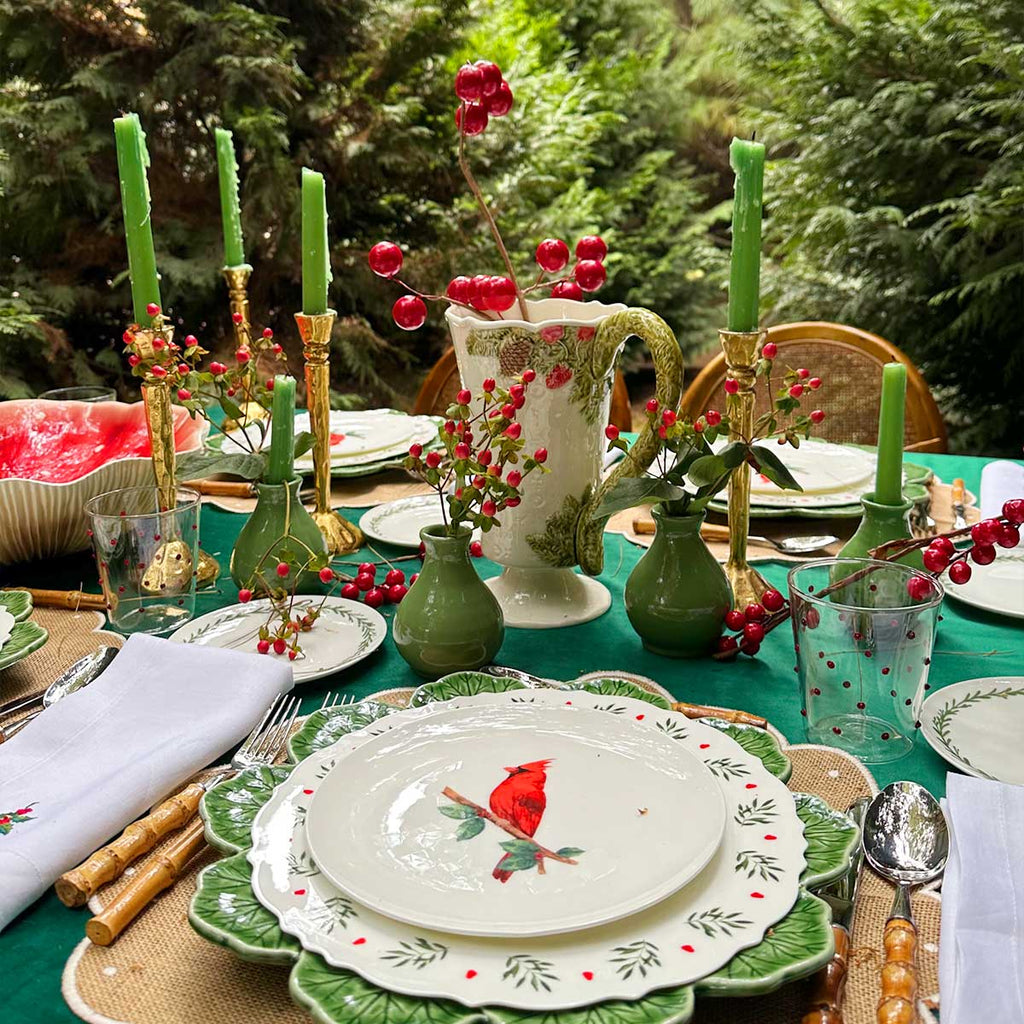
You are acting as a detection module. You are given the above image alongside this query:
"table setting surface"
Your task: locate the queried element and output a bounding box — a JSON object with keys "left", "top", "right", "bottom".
{"left": 0, "top": 449, "right": 1021, "bottom": 1024}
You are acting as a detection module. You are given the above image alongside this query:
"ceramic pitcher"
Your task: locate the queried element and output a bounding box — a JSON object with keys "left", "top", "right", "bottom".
{"left": 446, "top": 297, "right": 683, "bottom": 628}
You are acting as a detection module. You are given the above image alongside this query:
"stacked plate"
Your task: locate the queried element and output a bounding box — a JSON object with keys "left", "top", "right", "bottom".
{"left": 706, "top": 438, "right": 936, "bottom": 519}
{"left": 0, "top": 591, "right": 48, "bottom": 673}
{"left": 190, "top": 674, "right": 860, "bottom": 1024}
{"left": 215, "top": 408, "right": 443, "bottom": 479}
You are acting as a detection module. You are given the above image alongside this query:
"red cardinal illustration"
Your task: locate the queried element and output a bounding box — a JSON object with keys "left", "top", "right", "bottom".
{"left": 488, "top": 759, "right": 551, "bottom": 882}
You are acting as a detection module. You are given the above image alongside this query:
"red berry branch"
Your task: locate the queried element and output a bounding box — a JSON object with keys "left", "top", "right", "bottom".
{"left": 367, "top": 60, "right": 610, "bottom": 331}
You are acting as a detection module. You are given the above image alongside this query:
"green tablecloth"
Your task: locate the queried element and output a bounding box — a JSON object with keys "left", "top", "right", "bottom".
{"left": 1, "top": 451, "right": 1021, "bottom": 1024}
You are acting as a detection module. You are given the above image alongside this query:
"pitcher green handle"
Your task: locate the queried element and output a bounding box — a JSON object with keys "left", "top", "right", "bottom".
{"left": 577, "top": 307, "right": 683, "bottom": 576}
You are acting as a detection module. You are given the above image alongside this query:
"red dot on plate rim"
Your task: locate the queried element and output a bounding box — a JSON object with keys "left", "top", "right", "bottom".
{"left": 465, "top": 970, "right": 477, "bottom": 979}
{"left": 751, "top": 891, "right": 765, "bottom": 899}
{"left": 582, "top": 970, "right": 594, "bottom": 980}
{"left": 764, "top": 834, "right": 777, "bottom": 841}
{"left": 352, "top": 937, "right": 366, "bottom": 945}
{"left": 303, "top": 788, "right": 313, "bottom": 794}
{"left": 635, "top": 714, "right": 645, "bottom": 721}
{"left": 293, "top": 889, "right": 306, "bottom": 896}
{"left": 745, "top": 783, "right": 757, "bottom": 789}
{"left": 699, "top": 743, "right": 710, "bottom": 749}
{"left": 681, "top": 944, "right": 695, "bottom": 953}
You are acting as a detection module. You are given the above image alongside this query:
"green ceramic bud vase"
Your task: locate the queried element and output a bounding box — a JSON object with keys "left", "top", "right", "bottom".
{"left": 624, "top": 508, "right": 733, "bottom": 658}
{"left": 393, "top": 525, "right": 504, "bottom": 678}
{"left": 230, "top": 476, "right": 327, "bottom": 594}
{"left": 836, "top": 491, "right": 924, "bottom": 569}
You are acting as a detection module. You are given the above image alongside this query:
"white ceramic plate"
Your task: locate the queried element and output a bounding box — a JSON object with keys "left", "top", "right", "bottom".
{"left": 0, "top": 609, "right": 15, "bottom": 653}
{"left": 943, "top": 551, "right": 1024, "bottom": 620}
{"left": 360, "top": 494, "right": 482, "bottom": 549}
{"left": 248, "top": 690, "right": 806, "bottom": 1009}
{"left": 920, "top": 677, "right": 1024, "bottom": 784}
{"left": 168, "top": 596, "right": 386, "bottom": 682}
{"left": 305, "top": 701, "right": 726, "bottom": 938}
{"left": 745, "top": 438, "right": 876, "bottom": 499}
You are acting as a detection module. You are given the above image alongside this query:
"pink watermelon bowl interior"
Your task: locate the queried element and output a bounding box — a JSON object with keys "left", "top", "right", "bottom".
{"left": 0, "top": 400, "right": 207, "bottom": 564}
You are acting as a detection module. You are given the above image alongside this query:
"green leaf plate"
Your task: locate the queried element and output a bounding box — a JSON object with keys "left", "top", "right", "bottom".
{"left": 0, "top": 590, "right": 33, "bottom": 622}
{"left": 192, "top": 675, "right": 854, "bottom": 1024}
{"left": 0, "top": 620, "right": 48, "bottom": 672}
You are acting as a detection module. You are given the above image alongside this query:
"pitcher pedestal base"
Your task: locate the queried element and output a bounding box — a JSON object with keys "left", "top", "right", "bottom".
{"left": 485, "top": 567, "right": 610, "bottom": 629}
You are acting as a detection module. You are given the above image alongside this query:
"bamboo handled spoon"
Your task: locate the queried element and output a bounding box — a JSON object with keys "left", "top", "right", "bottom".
{"left": 862, "top": 782, "right": 948, "bottom": 1024}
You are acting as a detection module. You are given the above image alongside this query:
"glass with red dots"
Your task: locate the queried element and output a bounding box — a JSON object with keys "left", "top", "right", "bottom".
{"left": 84, "top": 486, "right": 202, "bottom": 635}
{"left": 787, "top": 557, "right": 944, "bottom": 763}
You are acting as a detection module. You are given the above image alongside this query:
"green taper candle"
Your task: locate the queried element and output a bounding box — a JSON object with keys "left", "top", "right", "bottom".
{"left": 301, "top": 168, "right": 331, "bottom": 315}
{"left": 265, "top": 375, "right": 296, "bottom": 484}
{"left": 874, "top": 362, "right": 907, "bottom": 505}
{"left": 726, "top": 137, "right": 765, "bottom": 333}
{"left": 215, "top": 127, "right": 246, "bottom": 268}
{"left": 113, "top": 113, "right": 162, "bottom": 324}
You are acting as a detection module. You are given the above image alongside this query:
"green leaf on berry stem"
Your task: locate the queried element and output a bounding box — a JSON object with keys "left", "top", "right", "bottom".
{"left": 749, "top": 444, "right": 802, "bottom": 491}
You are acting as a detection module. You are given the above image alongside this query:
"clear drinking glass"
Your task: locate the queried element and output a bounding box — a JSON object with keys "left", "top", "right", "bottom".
{"left": 38, "top": 386, "right": 117, "bottom": 402}
{"left": 788, "top": 557, "right": 944, "bottom": 763}
{"left": 85, "top": 486, "right": 201, "bottom": 634}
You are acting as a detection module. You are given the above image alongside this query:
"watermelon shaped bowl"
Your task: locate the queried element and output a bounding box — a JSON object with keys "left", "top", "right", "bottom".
{"left": 0, "top": 400, "right": 207, "bottom": 564}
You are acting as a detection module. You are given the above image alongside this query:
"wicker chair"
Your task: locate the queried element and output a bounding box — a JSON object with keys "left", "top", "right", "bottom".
{"left": 680, "top": 321, "right": 947, "bottom": 453}
{"left": 413, "top": 347, "right": 634, "bottom": 431}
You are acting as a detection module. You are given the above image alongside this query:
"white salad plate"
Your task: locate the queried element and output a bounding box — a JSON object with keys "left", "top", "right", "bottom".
{"left": 360, "top": 494, "right": 482, "bottom": 549}
{"left": 168, "top": 596, "right": 386, "bottom": 682}
{"left": 920, "top": 677, "right": 1024, "bottom": 784}
{"left": 943, "top": 552, "right": 1024, "bottom": 620}
{"left": 247, "top": 689, "right": 807, "bottom": 1009}
{"left": 304, "top": 701, "right": 726, "bottom": 938}
{"left": 735, "top": 438, "right": 876, "bottom": 500}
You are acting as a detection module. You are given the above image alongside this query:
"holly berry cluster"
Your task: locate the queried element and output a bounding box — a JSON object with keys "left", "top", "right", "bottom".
{"left": 744, "top": 345, "right": 826, "bottom": 445}
{"left": 915, "top": 499, "right": 1023, "bottom": 588}
{"left": 367, "top": 60, "right": 610, "bottom": 332}
{"left": 718, "top": 589, "right": 788, "bottom": 658}
{"left": 122, "top": 303, "right": 286, "bottom": 451}
{"left": 404, "top": 371, "right": 550, "bottom": 534}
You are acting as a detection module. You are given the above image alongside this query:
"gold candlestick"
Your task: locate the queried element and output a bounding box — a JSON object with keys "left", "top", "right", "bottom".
{"left": 294, "top": 310, "right": 363, "bottom": 555}
{"left": 221, "top": 265, "right": 268, "bottom": 432}
{"left": 719, "top": 327, "right": 769, "bottom": 609}
{"left": 134, "top": 327, "right": 220, "bottom": 591}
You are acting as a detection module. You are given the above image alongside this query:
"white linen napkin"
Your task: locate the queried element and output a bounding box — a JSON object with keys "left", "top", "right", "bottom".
{"left": 980, "top": 460, "right": 1024, "bottom": 519}
{"left": 939, "top": 773, "right": 1024, "bottom": 1023}
{"left": 0, "top": 633, "right": 292, "bottom": 931}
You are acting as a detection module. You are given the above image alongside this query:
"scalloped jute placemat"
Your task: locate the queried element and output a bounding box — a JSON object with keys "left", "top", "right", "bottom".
{"left": 61, "top": 685, "right": 941, "bottom": 1024}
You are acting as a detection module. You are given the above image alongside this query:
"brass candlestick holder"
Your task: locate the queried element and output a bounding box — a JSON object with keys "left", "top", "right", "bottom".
{"left": 221, "top": 265, "right": 268, "bottom": 433}
{"left": 294, "top": 310, "right": 363, "bottom": 555}
{"left": 719, "top": 327, "right": 770, "bottom": 609}
{"left": 133, "top": 327, "right": 220, "bottom": 591}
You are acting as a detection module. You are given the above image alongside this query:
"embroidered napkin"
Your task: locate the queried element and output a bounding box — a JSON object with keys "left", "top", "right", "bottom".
{"left": 0, "top": 633, "right": 293, "bottom": 932}
{"left": 939, "top": 773, "right": 1024, "bottom": 1023}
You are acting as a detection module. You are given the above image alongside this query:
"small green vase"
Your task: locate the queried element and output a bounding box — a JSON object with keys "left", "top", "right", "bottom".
{"left": 393, "top": 525, "right": 504, "bottom": 678}
{"left": 624, "top": 508, "right": 733, "bottom": 658}
{"left": 230, "top": 477, "right": 327, "bottom": 594}
{"left": 836, "top": 491, "right": 924, "bottom": 569}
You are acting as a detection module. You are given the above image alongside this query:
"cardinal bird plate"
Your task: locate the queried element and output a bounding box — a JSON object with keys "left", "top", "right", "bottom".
{"left": 303, "top": 701, "right": 727, "bottom": 938}
{"left": 219, "top": 689, "right": 817, "bottom": 1010}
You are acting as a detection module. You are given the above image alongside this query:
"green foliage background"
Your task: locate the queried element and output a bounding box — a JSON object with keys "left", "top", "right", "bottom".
{"left": 1, "top": 0, "right": 1021, "bottom": 452}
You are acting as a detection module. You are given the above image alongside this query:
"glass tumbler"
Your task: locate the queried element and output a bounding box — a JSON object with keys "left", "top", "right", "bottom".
{"left": 85, "top": 486, "right": 201, "bottom": 634}
{"left": 788, "top": 558, "right": 944, "bottom": 763}
{"left": 38, "top": 386, "right": 117, "bottom": 402}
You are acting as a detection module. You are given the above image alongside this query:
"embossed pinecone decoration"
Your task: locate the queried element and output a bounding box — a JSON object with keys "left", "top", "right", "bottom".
{"left": 499, "top": 336, "right": 533, "bottom": 377}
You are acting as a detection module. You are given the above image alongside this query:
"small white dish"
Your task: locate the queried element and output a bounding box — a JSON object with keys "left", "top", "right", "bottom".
{"left": 943, "top": 552, "right": 1024, "bottom": 620}
{"left": 305, "top": 700, "right": 726, "bottom": 938}
{"left": 360, "top": 494, "right": 481, "bottom": 549}
{"left": 920, "top": 677, "right": 1024, "bottom": 784}
{"left": 168, "top": 596, "right": 386, "bottom": 682}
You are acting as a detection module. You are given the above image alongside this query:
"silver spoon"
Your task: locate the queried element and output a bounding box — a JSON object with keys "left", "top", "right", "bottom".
{"left": 863, "top": 781, "right": 949, "bottom": 1023}
{"left": 750, "top": 533, "right": 838, "bottom": 556}
{"left": 0, "top": 646, "right": 119, "bottom": 742}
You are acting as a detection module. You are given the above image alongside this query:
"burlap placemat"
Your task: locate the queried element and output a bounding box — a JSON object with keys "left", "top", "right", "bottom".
{"left": 62, "top": 689, "right": 940, "bottom": 1024}
{"left": 0, "top": 607, "right": 123, "bottom": 730}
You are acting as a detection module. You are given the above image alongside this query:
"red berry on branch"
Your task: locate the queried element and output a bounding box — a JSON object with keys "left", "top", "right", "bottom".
{"left": 718, "top": 635, "right": 739, "bottom": 654}
{"left": 761, "top": 342, "right": 777, "bottom": 359}
{"left": 504, "top": 422, "right": 522, "bottom": 439}
{"left": 923, "top": 546, "right": 949, "bottom": 572}
{"left": 522, "top": 369, "right": 537, "bottom": 383}
{"left": 257, "top": 639, "right": 270, "bottom": 654}
{"left": 810, "top": 409, "right": 825, "bottom": 424}
{"left": 574, "top": 259, "right": 606, "bottom": 292}
{"left": 536, "top": 238, "right": 570, "bottom": 273}
{"left": 368, "top": 241, "right": 403, "bottom": 278}
{"left": 385, "top": 568, "right": 406, "bottom": 586}
{"left": 745, "top": 602, "right": 765, "bottom": 622}
{"left": 999, "top": 524, "right": 1020, "bottom": 548}
{"left": 740, "top": 639, "right": 761, "bottom": 657}
{"left": 236, "top": 348, "right": 250, "bottom": 363}
{"left": 789, "top": 383, "right": 804, "bottom": 398}
{"left": 393, "top": 295, "right": 428, "bottom": 331}
{"left": 478, "top": 448, "right": 493, "bottom": 465}
{"left": 409, "top": 572, "right": 419, "bottom": 585}
{"left": 273, "top": 638, "right": 287, "bottom": 655}
{"left": 706, "top": 409, "right": 722, "bottom": 427}
{"left": 177, "top": 388, "right": 191, "bottom": 401}
{"left": 971, "top": 544, "right": 996, "bottom": 565}
{"left": 128, "top": 354, "right": 141, "bottom": 367}
{"left": 796, "top": 367, "right": 810, "bottom": 379}
{"left": 146, "top": 303, "right": 160, "bottom": 317}
{"left": 355, "top": 572, "right": 374, "bottom": 591}
{"left": 444, "top": 420, "right": 456, "bottom": 435}
{"left": 150, "top": 365, "right": 167, "bottom": 378}
{"left": 340, "top": 582, "right": 360, "bottom": 600}
{"left": 743, "top": 622, "right": 765, "bottom": 643}
{"left": 662, "top": 409, "right": 677, "bottom": 427}
{"left": 152, "top": 338, "right": 165, "bottom": 350}
{"left": 319, "top": 567, "right": 335, "bottom": 584}
{"left": 358, "top": 562, "right": 376, "bottom": 577}
{"left": 454, "top": 62, "right": 483, "bottom": 101}
{"left": 506, "top": 469, "right": 522, "bottom": 487}
{"left": 365, "top": 587, "right": 385, "bottom": 608}
{"left": 178, "top": 363, "right": 190, "bottom": 375}
{"left": 693, "top": 418, "right": 705, "bottom": 433}
{"left": 425, "top": 450, "right": 442, "bottom": 469}
{"left": 481, "top": 377, "right": 496, "bottom": 393}
{"left": 455, "top": 103, "right": 488, "bottom": 136}
{"left": 185, "top": 334, "right": 198, "bottom": 346}
{"left": 1002, "top": 498, "right": 1024, "bottom": 525}
{"left": 533, "top": 447, "right": 548, "bottom": 463}
{"left": 932, "top": 536, "right": 955, "bottom": 556}
{"left": 409, "top": 442, "right": 423, "bottom": 458}
{"left": 454, "top": 442, "right": 470, "bottom": 459}
{"left": 470, "top": 540, "right": 484, "bottom": 557}
{"left": 262, "top": 327, "right": 274, "bottom": 339}
{"left": 388, "top": 583, "right": 408, "bottom": 604}
{"left": 238, "top": 588, "right": 253, "bottom": 603}
{"left": 475, "top": 60, "right": 502, "bottom": 95}
{"left": 949, "top": 560, "right": 972, "bottom": 585}
{"left": 971, "top": 519, "right": 1001, "bottom": 546}
{"left": 906, "top": 576, "right": 932, "bottom": 600}
{"left": 646, "top": 398, "right": 659, "bottom": 413}
{"left": 122, "top": 330, "right": 135, "bottom": 345}
{"left": 724, "top": 378, "right": 739, "bottom": 395}
{"left": 227, "top": 387, "right": 235, "bottom": 396}
{"left": 762, "top": 588, "right": 785, "bottom": 612}
{"left": 575, "top": 235, "right": 608, "bottom": 262}
{"left": 275, "top": 561, "right": 290, "bottom": 578}
{"left": 485, "top": 81, "right": 514, "bottom": 116}
{"left": 232, "top": 312, "right": 244, "bottom": 325}
{"left": 808, "top": 377, "right": 822, "bottom": 390}
{"left": 447, "top": 276, "right": 473, "bottom": 303}
{"left": 481, "top": 500, "right": 497, "bottom": 517}
{"left": 506, "top": 496, "right": 521, "bottom": 507}
{"left": 501, "top": 402, "right": 515, "bottom": 418}
{"left": 265, "top": 378, "right": 275, "bottom": 390}
{"left": 469, "top": 275, "right": 491, "bottom": 310}
{"left": 725, "top": 609, "right": 746, "bottom": 631}
{"left": 288, "top": 648, "right": 298, "bottom": 661}
{"left": 209, "top": 362, "right": 227, "bottom": 375}
{"left": 486, "top": 276, "right": 516, "bottom": 312}
{"left": 551, "top": 280, "right": 584, "bottom": 301}
{"left": 455, "top": 389, "right": 471, "bottom": 406}
{"left": 605, "top": 424, "right": 620, "bottom": 441}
